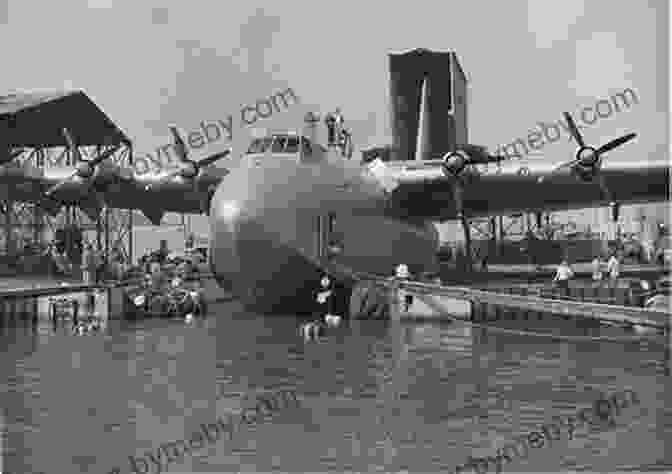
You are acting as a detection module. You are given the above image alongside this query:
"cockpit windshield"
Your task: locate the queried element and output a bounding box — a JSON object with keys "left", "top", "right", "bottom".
{"left": 285, "top": 136, "right": 299, "bottom": 153}
{"left": 246, "top": 137, "right": 273, "bottom": 154}
{"left": 247, "top": 134, "right": 312, "bottom": 155}
{"left": 271, "top": 136, "right": 288, "bottom": 153}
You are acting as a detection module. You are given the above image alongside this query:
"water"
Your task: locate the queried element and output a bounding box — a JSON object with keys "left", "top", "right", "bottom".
{"left": 0, "top": 300, "right": 670, "bottom": 473}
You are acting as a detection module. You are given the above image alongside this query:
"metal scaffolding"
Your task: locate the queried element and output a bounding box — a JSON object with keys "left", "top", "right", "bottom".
{"left": 0, "top": 90, "right": 134, "bottom": 273}
{"left": 0, "top": 144, "right": 133, "bottom": 266}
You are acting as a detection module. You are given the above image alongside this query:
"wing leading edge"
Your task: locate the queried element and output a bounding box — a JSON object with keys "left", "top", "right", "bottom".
{"left": 382, "top": 158, "right": 670, "bottom": 221}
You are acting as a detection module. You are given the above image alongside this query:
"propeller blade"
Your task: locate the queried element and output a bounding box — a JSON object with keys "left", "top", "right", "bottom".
{"left": 563, "top": 112, "right": 585, "bottom": 148}
{"left": 44, "top": 170, "right": 79, "bottom": 197}
{"left": 62, "top": 128, "right": 82, "bottom": 162}
{"left": 198, "top": 148, "right": 232, "bottom": 167}
{"left": 552, "top": 159, "right": 579, "bottom": 173}
{"left": 595, "top": 133, "right": 637, "bottom": 155}
{"left": 89, "top": 144, "right": 121, "bottom": 166}
{"left": 452, "top": 180, "right": 464, "bottom": 218}
{"left": 169, "top": 126, "right": 189, "bottom": 162}
{"left": 596, "top": 173, "right": 613, "bottom": 204}
{"left": 45, "top": 144, "right": 121, "bottom": 197}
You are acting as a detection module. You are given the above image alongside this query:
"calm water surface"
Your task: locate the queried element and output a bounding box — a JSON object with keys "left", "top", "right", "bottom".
{"left": 0, "top": 301, "right": 670, "bottom": 473}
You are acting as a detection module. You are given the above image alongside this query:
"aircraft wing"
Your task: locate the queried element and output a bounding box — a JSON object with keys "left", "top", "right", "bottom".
{"left": 0, "top": 159, "right": 228, "bottom": 224}
{"left": 375, "top": 158, "right": 670, "bottom": 221}
{"left": 99, "top": 165, "right": 228, "bottom": 225}
{"left": 97, "top": 127, "right": 233, "bottom": 224}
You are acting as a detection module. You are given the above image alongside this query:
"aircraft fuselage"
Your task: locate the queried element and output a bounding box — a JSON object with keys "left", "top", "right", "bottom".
{"left": 208, "top": 151, "right": 440, "bottom": 314}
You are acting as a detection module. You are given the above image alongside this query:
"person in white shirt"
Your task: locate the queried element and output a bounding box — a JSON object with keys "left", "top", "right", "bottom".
{"left": 553, "top": 260, "right": 573, "bottom": 291}
{"left": 607, "top": 253, "right": 620, "bottom": 285}
{"left": 592, "top": 257, "right": 603, "bottom": 281}
{"left": 334, "top": 108, "right": 344, "bottom": 145}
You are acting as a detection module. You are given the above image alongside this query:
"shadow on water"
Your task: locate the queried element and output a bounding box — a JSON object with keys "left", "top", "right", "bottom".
{"left": 0, "top": 300, "right": 668, "bottom": 473}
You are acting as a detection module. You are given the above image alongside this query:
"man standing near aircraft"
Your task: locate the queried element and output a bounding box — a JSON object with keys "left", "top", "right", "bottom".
{"left": 325, "top": 112, "right": 336, "bottom": 146}
{"left": 81, "top": 243, "right": 96, "bottom": 285}
{"left": 607, "top": 252, "right": 621, "bottom": 286}
{"left": 552, "top": 259, "right": 573, "bottom": 292}
{"left": 334, "top": 108, "right": 344, "bottom": 145}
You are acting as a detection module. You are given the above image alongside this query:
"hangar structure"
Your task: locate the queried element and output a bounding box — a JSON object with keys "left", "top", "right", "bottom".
{"left": 0, "top": 90, "right": 133, "bottom": 272}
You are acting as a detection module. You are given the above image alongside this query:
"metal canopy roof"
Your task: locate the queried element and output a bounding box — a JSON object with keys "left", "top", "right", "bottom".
{"left": 0, "top": 90, "right": 130, "bottom": 147}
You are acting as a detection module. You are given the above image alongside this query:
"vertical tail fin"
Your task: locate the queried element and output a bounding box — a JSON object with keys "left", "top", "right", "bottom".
{"left": 415, "top": 78, "right": 430, "bottom": 161}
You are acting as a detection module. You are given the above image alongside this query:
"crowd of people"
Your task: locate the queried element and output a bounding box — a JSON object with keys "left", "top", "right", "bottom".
{"left": 553, "top": 252, "right": 621, "bottom": 289}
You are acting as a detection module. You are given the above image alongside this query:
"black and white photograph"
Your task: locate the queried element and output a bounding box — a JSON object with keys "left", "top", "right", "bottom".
{"left": 0, "top": 0, "right": 669, "bottom": 472}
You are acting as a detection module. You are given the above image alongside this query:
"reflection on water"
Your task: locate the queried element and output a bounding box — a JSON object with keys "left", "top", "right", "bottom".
{"left": 0, "top": 301, "right": 669, "bottom": 473}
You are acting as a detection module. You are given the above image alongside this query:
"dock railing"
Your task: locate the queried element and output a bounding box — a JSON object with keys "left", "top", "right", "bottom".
{"left": 347, "top": 271, "right": 669, "bottom": 332}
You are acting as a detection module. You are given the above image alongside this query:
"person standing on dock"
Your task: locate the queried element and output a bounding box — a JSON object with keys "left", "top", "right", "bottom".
{"left": 81, "top": 243, "right": 97, "bottom": 285}
{"left": 394, "top": 263, "right": 413, "bottom": 312}
{"left": 607, "top": 252, "right": 621, "bottom": 286}
{"left": 592, "top": 256, "right": 603, "bottom": 282}
{"left": 552, "top": 259, "right": 573, "bottom": 292}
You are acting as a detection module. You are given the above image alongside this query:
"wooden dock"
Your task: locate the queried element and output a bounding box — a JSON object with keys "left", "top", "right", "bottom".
{"left": 384, "top": 279, "right": 669, "bottom": 331}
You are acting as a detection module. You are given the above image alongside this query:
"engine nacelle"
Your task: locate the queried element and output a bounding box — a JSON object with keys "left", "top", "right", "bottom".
{"left": 76, "top": 161, "right": 95, "bottom": 179}
{"left": 573, "top": 163, "right": 599, "bottom": 182}
{"left": 180, "top": 161, "right": 199, "bottom": 179}
{"left": 441, "top": 150, "right": 471, "bottom": 177}
{"left": 572, "top": 146, "right": 600, "bottom": 182}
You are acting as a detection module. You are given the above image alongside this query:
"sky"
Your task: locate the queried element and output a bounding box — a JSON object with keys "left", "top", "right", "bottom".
{"left": 0, "top": 0, "right": 668, "bottom": 238}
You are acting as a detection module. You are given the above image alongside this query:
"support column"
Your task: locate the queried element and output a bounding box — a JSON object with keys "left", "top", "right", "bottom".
{"left": 4, "top": 201, "right": 14, "bottom": 256}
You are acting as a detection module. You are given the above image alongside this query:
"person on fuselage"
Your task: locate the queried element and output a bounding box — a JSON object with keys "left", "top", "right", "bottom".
{"left": 334, "top": 108, "right": 344, "bottom": 142}
{"left": 316, "top": 274, "right": 334, "bottom": 316}
{"left": 325, "top": 112, "right": 336, "bottom": 146}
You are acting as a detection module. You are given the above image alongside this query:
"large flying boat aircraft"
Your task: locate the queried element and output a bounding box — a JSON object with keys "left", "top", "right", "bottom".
{"left": 1, "top": 109, "right": 669, "bottom": 317}
{"left": 205, "top": 115, "right": 667, "bottom": 315}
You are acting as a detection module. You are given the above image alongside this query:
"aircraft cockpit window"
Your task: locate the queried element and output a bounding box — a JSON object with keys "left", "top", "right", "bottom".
{"left": 247, "top": 137, "right": 272, "bottom": 154}
{"left": 271, "top": 136, "right": 288, "bottom": 153}
{"left": 285, "top": 136, "right": 299, "bottom": 153}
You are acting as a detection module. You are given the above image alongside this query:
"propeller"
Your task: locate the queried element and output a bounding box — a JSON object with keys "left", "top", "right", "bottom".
{"left": 144, "top": 126, "right": 232, "bottom": 213}
{"left": 538, "top": 112, "right": 636, "bottom": 206}
{"left": 43, "top": 128, "right": 120, "bottom": 219}
{"left": 440, "top": 144, "right": 517, "bottom": 271}
{"left": 45, "top": 129, "right": 120, "bottom": 197}
{"left": 441, "top": 144, "right": 517, "bottom": 216}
